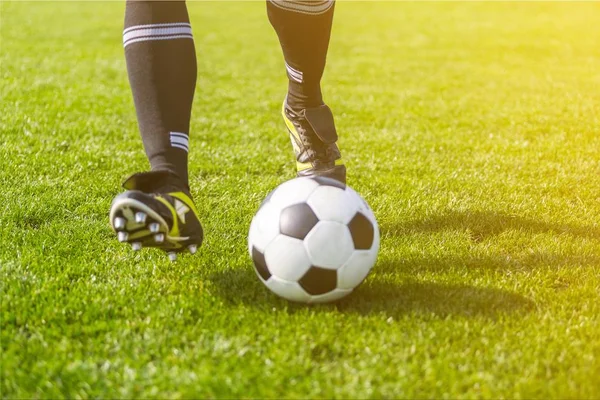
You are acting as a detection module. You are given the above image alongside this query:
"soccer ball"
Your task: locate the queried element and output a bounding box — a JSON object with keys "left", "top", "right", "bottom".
{"left": 248, "top": 176, "right": 380, "bottom": 303}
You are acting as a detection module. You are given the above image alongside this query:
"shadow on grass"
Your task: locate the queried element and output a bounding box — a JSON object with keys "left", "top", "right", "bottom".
{"left": 374, "top": 252, "right": 600, "bottom": 274}
{"left": 336, "top": 278, "right": 535, "bottom": 318}
{"left": 382, "top": 210, "right": 600, "bottom": 242}
{"left": 209, "top": 264, "right": 535, "bottom": 319}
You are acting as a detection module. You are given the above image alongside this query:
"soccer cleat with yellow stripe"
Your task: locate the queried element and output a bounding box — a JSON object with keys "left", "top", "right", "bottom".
{"left": 109, "top": 170, "right": 203, "bottom": 260}
{"left": 282, "top": 99, "right": 346, "bottom": 184}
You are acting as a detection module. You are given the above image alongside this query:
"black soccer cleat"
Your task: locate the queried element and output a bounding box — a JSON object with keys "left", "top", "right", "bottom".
{"left": 282, "top": 99, "right": 346, "bottom": 184}
{"left": 109, "top": 170, "right": 203, "bottom": 260}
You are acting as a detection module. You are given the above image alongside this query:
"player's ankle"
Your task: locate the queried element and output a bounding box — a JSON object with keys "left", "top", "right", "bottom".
{"left": 152, "top": 168, "right": 189, "bottom": 193}
{"left": 122, "top": 169, "right": 189, "bottom": 194}
{"left": 286, "top": 83, "right": 324, "bottom": 111}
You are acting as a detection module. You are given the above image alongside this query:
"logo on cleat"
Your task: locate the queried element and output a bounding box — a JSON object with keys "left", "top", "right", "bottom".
{"left": 175, "top": 199, "right": 189, "bottom": 223}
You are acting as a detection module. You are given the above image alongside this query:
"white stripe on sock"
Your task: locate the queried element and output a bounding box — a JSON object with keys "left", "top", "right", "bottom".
{"left": 170, "top": 137, "right": 189, "bottom": 147}
{"left": 170, "top": 132, "right": 189, "bottom": 152}
{"left": 285, "top": 62, "right": 303, "bottom": 83}
{"left": 286, "top": 62, "right": 302, "bottom": 77}
{"left": 270, "top": 0, "right": 334, "bottom": 15}
{"left": 124, "top": 35, "right": 193, "bottom": 47}
{"left": 123, "top": 22, "right": 191, "bottom": 35}
{"left": 123, "top": 26, "right": 193, "bottom": 47}
{"left": 171, "top": 143, "right": 189, "bottom": 152}
{"left": 124, "top": 35, "right": 193, "bottom": 48}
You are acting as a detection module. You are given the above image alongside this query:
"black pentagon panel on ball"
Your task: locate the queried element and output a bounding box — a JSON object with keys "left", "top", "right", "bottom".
{"left": 279, "top": 203, "right": 319, "bottom": 240}
{"left": 252, "top": 246, "right": 271, "bottom": 281}
{"left": 348, "top": 212, "right": 374, "bottom": 250}
{"left": 299, "top": 266, "right": 337, "bottom": 295}
{"left": 311, "top": 176, "right": 346, "bottom": 190}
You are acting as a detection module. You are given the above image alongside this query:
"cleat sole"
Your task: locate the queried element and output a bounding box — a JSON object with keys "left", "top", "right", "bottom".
{"left": 149, "top": 222, "right": 160, "bottom": 233}
{"left": 114, "top": 217, "right": 126, "bottom": 230}
{"left": 110, "top": 196, "right": 202, "bottom": 254}
{"left": 154, "top": 233, "right": 165, "bottom": 244}
{"left": 135, "top": 211, "right": 147, "bottom": 224}
{"left": 118, "top": 231, "right": 129, "bottom": 243}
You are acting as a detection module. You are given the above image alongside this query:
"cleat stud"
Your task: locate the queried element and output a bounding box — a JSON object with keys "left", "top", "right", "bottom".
{"left": 114, "top": 217, "right": 126, "bottom": 230}
{"left": 131, "top": 242, "right": 142, "bottom": 251}
{"left": 168, "top": 252, "right": 177, "bottom": 261}
{"left": 118, "top": 231, "right": 129, "bottom": 243}
{"left": 149, "top": 222, "right": 160, "bottom": 233}
{"left": 154, "top": 233, "right": 165, "bottom": 244}
{"left": 188, "top": 244, "right": 197, "bottom": 255}
{"left": 135, "top": 212, "right": 147, "bottom": 224}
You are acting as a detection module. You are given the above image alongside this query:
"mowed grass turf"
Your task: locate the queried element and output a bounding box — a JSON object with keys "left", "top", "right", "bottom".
{"left": 2, "top": 1, "right": 600, "bottom": 398}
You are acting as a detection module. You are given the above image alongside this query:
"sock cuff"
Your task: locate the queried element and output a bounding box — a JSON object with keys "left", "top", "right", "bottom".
{"left": 123, "top": 23, "right": 193, "bottom": 48}
{"left": 268, "top": 0, "right": 334, "bottom": 15}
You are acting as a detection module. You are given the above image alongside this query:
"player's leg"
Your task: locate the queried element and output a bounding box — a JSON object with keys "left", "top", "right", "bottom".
{"left": 109, "top": 0, "right": 202, "bottom": 259}
{"left": 267, "top": 0, "right": 346, "bottom": 183}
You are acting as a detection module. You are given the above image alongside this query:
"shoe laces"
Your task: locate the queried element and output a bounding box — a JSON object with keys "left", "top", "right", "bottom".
{"left": 298, "top": 125, "right": 335, "bottom": 164}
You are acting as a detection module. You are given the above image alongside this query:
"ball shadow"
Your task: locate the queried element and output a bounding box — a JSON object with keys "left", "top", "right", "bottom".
{"left": 208, "top": 264, "right": 535, "bottom": 319}
{"left": 337, "top": 272, "right": 535, "bottom": 318}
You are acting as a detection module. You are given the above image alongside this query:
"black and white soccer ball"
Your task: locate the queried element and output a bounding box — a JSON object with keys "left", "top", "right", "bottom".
{"left": 248, "top": 176, "right": 380, "bottom": 303}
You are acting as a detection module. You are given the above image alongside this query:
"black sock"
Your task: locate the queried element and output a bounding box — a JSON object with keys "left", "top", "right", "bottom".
{"left": 124, "top": 0, "right": 196, "bottom": 188}
{"left": 267, "top": 0, "right": 335, "bottom": 110}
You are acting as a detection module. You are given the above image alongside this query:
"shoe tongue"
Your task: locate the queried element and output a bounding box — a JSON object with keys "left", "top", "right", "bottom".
{"left": 304, "top": 104, "right": 338, "bottom": 145}
{"left": 122, "top": 170, "right": 186, "bottom": 193}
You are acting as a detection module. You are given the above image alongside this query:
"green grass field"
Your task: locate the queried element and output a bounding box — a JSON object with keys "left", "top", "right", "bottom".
{"left": 2, "top": 1, "right": 600, "bottom": 398}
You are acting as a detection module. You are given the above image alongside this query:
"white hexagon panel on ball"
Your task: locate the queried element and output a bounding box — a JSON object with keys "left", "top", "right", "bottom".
{"left": 306, "top": 185, "right": 359, "bottom": 225}
{"left": 248, "top": 200, "right": 282, "bottom": 255}
{"left": 303, "top": 221, "right": 354, "bottom": 270}
{"left": 268, "top": 177, "right": 320, "bottom": 209}
{"left": 264, "top": 235, "right": 312, "bottom": 282}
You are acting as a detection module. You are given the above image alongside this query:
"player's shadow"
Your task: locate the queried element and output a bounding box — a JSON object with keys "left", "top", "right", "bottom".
{"left": 208, "top": 265, "right": 535, "bottom": 318}
{"left": 376, "top": 209, "right": 600, "bottom": 275}
{"left": 375, "top": 251, "right": 600, "bottom": 275}
{"left": 383, "top": 210, "right": 600, "bottom": 242}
